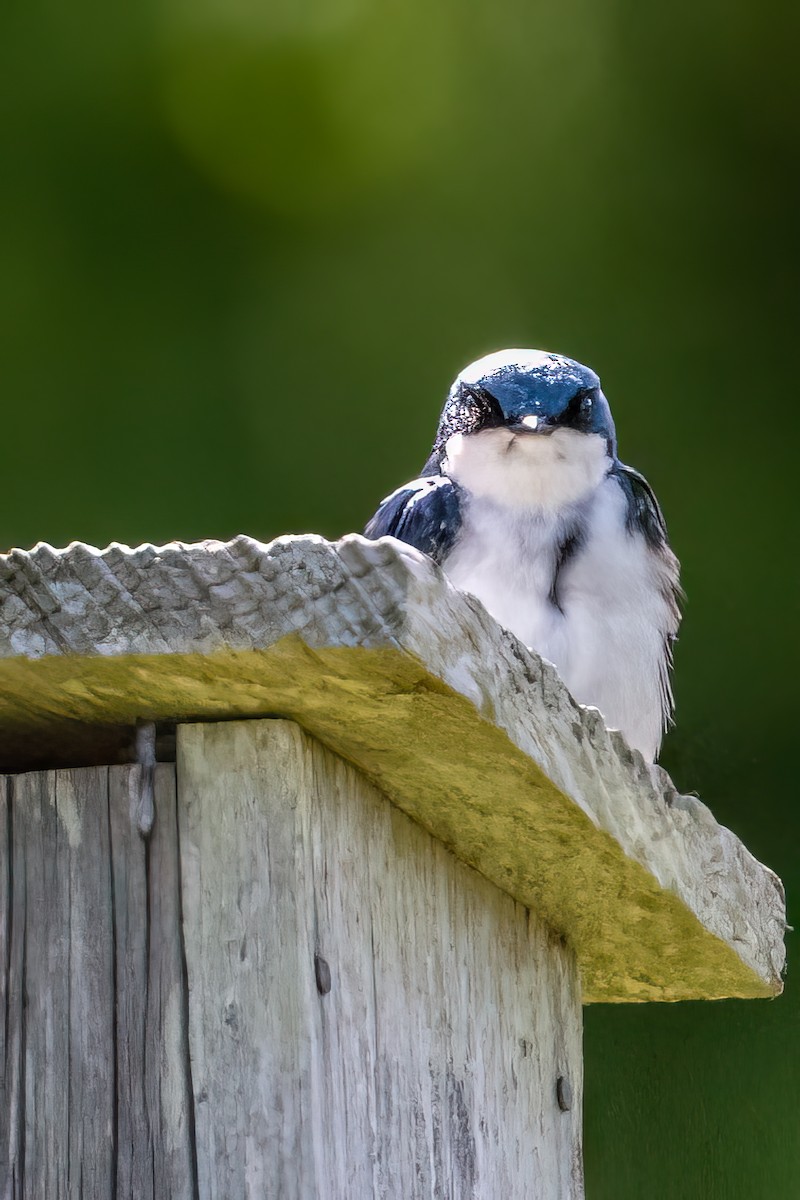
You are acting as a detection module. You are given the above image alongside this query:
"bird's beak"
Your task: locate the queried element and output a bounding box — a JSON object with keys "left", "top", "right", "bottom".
{"left": 508, "top": 414, "right": 554, "bottom": 435}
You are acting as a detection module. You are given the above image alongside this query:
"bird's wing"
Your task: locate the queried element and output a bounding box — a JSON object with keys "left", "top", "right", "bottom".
{"left": 613, "top": 463, "right": 669, "bottom": 547}
{"left": 612, "top": 463, "right": 683, "bottom": 727}
{"left": 364, "top": 475, "right": 462, "bottom": 565}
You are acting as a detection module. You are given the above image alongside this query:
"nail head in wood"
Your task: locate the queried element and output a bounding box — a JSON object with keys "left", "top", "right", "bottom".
{"left": 315, "top": 953, "right": 332, "bottom": 996}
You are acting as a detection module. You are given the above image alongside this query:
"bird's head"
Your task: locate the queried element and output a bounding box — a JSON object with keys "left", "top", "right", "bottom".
{"left": 426, "top": 349, "right": 618, "bottom": 510}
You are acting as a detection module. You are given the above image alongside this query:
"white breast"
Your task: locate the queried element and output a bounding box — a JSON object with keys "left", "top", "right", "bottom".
{"left": 442, "top": 453, "right": 675, "bottom": 761}
{"left": 444, "top": 500, "right": 574, "bottom": 675}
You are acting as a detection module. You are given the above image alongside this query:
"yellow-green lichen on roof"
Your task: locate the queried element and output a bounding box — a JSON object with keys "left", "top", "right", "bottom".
{"left": 0, "top": 533, "right": 786, "bottom": 1003}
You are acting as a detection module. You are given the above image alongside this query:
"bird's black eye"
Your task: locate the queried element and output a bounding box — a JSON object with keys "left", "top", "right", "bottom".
{"left": 561, "top": 387, "right": 597, "bottom": 430}
{"left": 460, "top": 384, "right": 504, "bottom": 431}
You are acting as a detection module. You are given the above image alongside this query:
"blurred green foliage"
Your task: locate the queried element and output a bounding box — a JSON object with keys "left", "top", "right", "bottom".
{"left": 2, "top": 0, "right": 799, "bottom": 1194}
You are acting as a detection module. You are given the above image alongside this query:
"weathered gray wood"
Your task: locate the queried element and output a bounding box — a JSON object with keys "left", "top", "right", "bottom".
{"left": 145, "top": 766, "right": 198, "bottom": 1199}
{"left": 0, "top": 535, "right": 785, "bottom": 1003}
{"left": 1, "top": 769, "right": 116, "bottom": 1198}
{"left": 178, "top": 719, "right": 583, "bottom": 1199}
{"left": 0, "top": 765, "right": 195, "bottom": 1200}
{"left": 1, "top": 773, "right": 22, "bottom": 1198}
{"left": 109, "top": 764, "right": 196, "bottom": 1200}
{"left": 110, "top": 765, "right": 153, "bottom": 1197}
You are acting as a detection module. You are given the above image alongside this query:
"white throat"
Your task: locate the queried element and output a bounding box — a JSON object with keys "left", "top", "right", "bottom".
{"left": 443, "top": 427, "right": 609, "bottom": 510}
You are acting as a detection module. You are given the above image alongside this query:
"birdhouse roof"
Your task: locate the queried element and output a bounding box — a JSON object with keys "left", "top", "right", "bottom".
{"left": 0, "top": 533, "right": 785, "bottom": 1003}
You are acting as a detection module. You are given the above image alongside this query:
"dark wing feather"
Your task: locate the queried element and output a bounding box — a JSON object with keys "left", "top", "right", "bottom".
{"left": 364, "top": 475, "right": 462, "bottom": 565}
{"left": 612, "top": 463, "right": 683, "bottom": 733}
{"left": 613, "top": 463, "right": 669, "bottom": 549}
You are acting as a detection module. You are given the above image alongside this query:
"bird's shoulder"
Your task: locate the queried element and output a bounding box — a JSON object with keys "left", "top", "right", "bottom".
{"left": 608, "top": 462, "right": 670, "bottom": 549}
{"left": 364, "top": 474, "right": 462, "bottom": 564}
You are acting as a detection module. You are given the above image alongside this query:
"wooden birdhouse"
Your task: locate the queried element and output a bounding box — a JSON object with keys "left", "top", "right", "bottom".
{"left": 0, "top": 535, "right": 785, "bottom": 1198}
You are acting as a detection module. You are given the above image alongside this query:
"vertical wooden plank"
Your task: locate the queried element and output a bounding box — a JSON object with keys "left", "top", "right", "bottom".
{"left": 2, "top": 768, "right": 116, "bottom": 1200}
{"left": 109, "top": 764, "right": 152, "bottom": 1200}
{"left": 0, "top": 779, "right": 7, "bottom": 1079}
{"left": 1, "top": 772, "right": 24, "bottom": 1200}
{"left": 178, "top": 718, "right": 583, "bottom": 1200}
{"left": 109, "top": 763, "right": 197, "bottom": 1200}
{"left": 179, "top": 721, "right": 320, "bottom": 1200}
{"left": 2, "top": 764, "right": 196, "bottom": 1200}
{"left": 145, "top": 764, "right": 198, "bottom": 1200}
{"left": 61, "top": 769, "right": 116, "bottom": 1199}
{"left": 109, "top": 760, "right": 198, "bottom": 1200}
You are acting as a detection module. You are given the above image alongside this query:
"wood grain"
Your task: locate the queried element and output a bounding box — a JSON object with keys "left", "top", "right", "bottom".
{"left": 178, "top": 718, "right": 584, "bottom": 1199}
{"left": 0, "top": 534, "right": 785, "bottom": 1002}
{"left": 1, "top": 765, "right": 195, "bottom": 1200}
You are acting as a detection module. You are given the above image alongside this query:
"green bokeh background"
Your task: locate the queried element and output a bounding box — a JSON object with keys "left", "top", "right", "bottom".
{"left": 3, "top": 0, "right": 798, "bottom": 1193}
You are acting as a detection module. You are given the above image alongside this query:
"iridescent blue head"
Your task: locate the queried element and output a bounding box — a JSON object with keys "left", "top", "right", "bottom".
{"left": 426, "top": 349, "right": 617, "bottom": 470}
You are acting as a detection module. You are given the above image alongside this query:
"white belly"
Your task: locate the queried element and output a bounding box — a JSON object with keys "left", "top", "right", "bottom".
{"left": 443, "top": 478, "right": 673, "bottom": 760}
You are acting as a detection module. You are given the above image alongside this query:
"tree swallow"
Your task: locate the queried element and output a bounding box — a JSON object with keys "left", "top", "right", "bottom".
{"left": 364, "top": 349, "right": 681, "bottom": 761}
